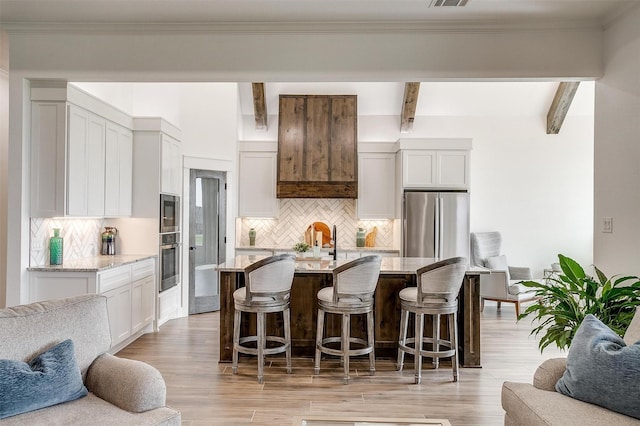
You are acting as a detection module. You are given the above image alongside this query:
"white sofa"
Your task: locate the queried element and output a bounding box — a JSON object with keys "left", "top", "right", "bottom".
{"left": 502, "top": 309, "right": 640, "bottom": 425}
{"left": 0, "top": 294, "right": 181, "bottom": 425}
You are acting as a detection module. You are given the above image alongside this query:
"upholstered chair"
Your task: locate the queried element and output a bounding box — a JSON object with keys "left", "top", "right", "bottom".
{"left": 470, "top": 232, "right": 538, "bottom": 317}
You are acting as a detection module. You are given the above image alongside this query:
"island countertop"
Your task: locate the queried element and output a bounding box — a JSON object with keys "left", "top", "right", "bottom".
{"left": 217, "top": 255, "right": 488, "bottom": 275}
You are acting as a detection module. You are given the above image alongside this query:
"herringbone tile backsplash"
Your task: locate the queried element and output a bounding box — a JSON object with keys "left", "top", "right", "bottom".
{"left": 30, "top": 218, "right": 106, "bottom": 266}
{"left": 237, "top": 199, "right": 394, "bottom": 249}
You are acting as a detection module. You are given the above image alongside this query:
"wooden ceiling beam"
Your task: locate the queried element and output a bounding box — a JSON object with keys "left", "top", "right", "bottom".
{"left": 547, "top": 81, "right": 580, "bottom": 134}
{"left": 252, "top": 82, "right": 268, "bottom": 130}
{"left": 400, "top": 82, "right": 420, "bottom": 133}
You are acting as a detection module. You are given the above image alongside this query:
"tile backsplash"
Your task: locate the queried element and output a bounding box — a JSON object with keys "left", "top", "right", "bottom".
{"left": 237, "top": 199, "right": 394, "bottom": 249}
{"left": 30, "top": 218, "right": 106, "bottom": 266}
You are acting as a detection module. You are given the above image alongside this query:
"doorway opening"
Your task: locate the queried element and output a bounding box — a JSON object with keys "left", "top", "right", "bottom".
{"left": 188, "top": 169, "right": 226, "bottom": 314}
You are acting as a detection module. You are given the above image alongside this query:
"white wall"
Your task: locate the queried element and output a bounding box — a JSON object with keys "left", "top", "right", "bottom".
{"left": 0, "top": 30, "right": 8, "bottom": 307}
{"left": 594, "top": 8, "right": 640, "bottom": 277}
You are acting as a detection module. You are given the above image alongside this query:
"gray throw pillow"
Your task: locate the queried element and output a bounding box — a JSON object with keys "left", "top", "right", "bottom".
{"left": 485, "top": 255, "right": 510, "bottom": 280}
{"left": 556, "top": 314, "right": 640, "bottom": 419}
{"left": 0, "top": 339, "right": 88, "bottom": 419}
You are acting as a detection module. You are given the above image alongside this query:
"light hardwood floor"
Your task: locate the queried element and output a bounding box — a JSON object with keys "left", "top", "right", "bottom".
{"left": 117, "top": 303, "right": 564, "bottom": 425}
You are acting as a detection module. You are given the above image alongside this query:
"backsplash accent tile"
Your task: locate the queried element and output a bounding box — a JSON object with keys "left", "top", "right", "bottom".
{"left": 238, "top": 199, "right": 394, "bottom": 249}
{"left": 30, "top": 218, "right": 106, "bottom": 266}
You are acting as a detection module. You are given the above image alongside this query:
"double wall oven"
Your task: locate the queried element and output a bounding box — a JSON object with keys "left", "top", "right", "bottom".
{"left": 160, "top": 194, "right": 181, "bottom": 292}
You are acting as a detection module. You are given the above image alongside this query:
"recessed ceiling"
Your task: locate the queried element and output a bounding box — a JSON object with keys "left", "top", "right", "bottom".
{"left": 0, "top": 0, "right": 635, "bottom": 26}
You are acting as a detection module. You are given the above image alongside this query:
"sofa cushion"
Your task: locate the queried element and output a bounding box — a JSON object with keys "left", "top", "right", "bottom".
{"left": 0, "top": 339, "right": 88, "bottom": 419}
{"left": 485, "top": 255, "right": 510, "bottom": 280}
{"left": 555, "top": 314, "right": 640, "bottom": 420}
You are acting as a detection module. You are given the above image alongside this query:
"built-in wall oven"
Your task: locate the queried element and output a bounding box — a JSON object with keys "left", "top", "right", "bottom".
{"left": 159, "top": 232, "right": 181, "bottom": 292}
{"left": 160, "top": 194, "right": 180, "bottom": 233}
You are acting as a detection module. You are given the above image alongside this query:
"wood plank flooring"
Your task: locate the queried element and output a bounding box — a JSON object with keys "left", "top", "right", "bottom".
{"left": 116, "top": 303, "right": 564, "bottom": 425}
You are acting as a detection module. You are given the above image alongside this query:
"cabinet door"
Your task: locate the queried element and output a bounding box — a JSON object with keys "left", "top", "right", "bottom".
{"left": 402, "top": 150, "right": 436, "bottom": 188}
{"left": 66, "top": 105, "right": 90, "bottom": 216}
{"left": 105, "top": 122, "right": 133, "bottom": 217}
{"left": 437, "top": 151, "right": 469, "bottom": 189}
{"left": 103, "top": 284, "right": 132, "bottom": 346}
{"left": 238, "top": 152, "right": 279, "bottom": 217}
{"left": 132, "top": 275, "right": 155, "bottom": 333}
{"left": 357, "top": 153, "right": 395, "bottom": 219}
{"left": 30, "top": 102, "right": 66, "bottom": 217}
{"left": 161, "top": 134, "right": 181, "bottom": 195}
{"left": 86, "top": 113, "right": 107, "bottom": 216}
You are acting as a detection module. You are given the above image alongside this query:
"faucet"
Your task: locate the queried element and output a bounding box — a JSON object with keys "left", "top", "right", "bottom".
{"left": 329, "top": 225, "right": 337, "bottom": 261}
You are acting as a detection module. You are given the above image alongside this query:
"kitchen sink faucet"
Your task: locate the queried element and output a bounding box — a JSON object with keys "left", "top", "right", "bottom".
{"left": 329, "top": 225, "right": 337, "bottom": 261}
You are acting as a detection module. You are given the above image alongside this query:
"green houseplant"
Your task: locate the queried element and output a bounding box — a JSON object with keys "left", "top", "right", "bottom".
{"left": 519, "top": 254, "right": 640, "bottom": 352}
{"left": 293, "top": 242, "right": 310, "bottom": 255}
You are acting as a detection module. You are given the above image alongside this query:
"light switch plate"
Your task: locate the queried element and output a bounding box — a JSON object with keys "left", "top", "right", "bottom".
{"left": 603, "top": 217, "right": 613, "bottom": 233}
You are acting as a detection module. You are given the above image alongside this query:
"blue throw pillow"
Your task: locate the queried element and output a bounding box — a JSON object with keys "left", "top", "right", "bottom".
{"left": 0, "top": 339, "right": 88, "bottom": 419}
{"left": 556, "top": 314, "right": 640, "bottom": 419}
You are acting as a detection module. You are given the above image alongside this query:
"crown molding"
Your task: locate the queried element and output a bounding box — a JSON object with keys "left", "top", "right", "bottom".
{"left": 1, "top": 19, "right": 605, "bottom": 35}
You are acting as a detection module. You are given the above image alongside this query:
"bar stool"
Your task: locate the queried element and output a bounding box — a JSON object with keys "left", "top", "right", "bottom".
{"left": 232, "top": 253, "right": 296, "bottom": 383}
{"left": 314, "top": 255, "right": 382, "bottom": 383}
{"left": 397, "top": 257, "right": 467, "bottom": 384}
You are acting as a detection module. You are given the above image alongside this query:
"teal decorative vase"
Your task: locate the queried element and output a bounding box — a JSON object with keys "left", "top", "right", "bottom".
{"left": 49, "top": 228, "right": 63, "bottom": 265}
{"left": 356, "top": 228, "right": 366, "bottom": 248}
{"left": 249, "top": 228, "right": 256, "bottom": 246}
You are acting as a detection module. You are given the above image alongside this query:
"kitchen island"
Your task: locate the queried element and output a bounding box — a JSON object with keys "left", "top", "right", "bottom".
{"left": 217, "top": 256, "right": 485, "bottom": 367}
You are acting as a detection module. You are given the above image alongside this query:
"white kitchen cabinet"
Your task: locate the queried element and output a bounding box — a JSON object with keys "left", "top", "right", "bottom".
{"left": 105, "top": 121, "right": 133, "bottom": 217}
{"left": 67, "top": 105, "right": 106, "bottom": 216}
{"left": 238, "top": 151, "right": 279, "bottom": 218}
{"left": 161, "top": 133, "right": 182, "bottom": 195}
{"left": 357, "top": 153, "right": 396, "bottom": 219}
{"left": 28, "top": 257, "right": 156, "bottom": 351}
{"left": 30, "top": 84, "right": 133, "bottom": 218}
{"left": 401, "top": 150, "right": 469, "bottom": 189}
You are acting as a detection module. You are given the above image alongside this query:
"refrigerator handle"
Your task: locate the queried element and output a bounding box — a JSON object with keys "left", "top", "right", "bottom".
{"left": 434, "top": 196, "right": 440, "bottom": 258}
{"left": 439, "top": 196, "right": 445, "bottom": 258}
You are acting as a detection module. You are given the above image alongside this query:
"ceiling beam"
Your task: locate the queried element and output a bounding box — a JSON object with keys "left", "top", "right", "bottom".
{"left": 252, "top": 82, "right": 267, "bottom": 130}
{"left": 400, "top": 82, "right": 420, "bottom": 133}
{"left": 547, "top": 81, "right": 580, "bottom": 135}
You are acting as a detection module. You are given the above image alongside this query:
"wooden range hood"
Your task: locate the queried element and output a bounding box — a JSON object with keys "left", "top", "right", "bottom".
{"left": 277, "top": 95, "right": 357, "bottom": 198}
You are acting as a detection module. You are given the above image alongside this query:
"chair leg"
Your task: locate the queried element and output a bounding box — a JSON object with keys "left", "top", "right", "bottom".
{"left": 449, "top": 312, "right": 459, "bottom": 382}
{"left": 367, "top": 310, "right": 375, "bottom": 375}
{"left": 314, "top": 308, "right": 324, "bottom": 375}
{"left": 257, "top": 311, "right": 265, "bottom": 384}
{"left": 232, "top": 309, "right": 241, "bottom": 375}
{"left": 397, "top": 308, "right": 409, "bottom": 371}
{"left": 432, "top": 314, "right": 440, "bottom": 368}
{"left": 414, "top": 312, "right": 424, "bottom": 384}
{"left": 515, "top": 301, "right": 520, "bottom": 317}
{"left": 481, "top": 298, "right": 485, "bottom": 312}
{"left": 497, "top": 301, "right": 502, "bottom": 309}
{"left": 342, "top": 313, "right": 350, "bottom": 384}
{"left": 284, "top": 308, "right": 292, "bottom": 374}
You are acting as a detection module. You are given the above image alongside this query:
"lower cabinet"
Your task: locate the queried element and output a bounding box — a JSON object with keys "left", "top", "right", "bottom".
{"left": 29, "top": 258, "right": 156, "bottom": 350}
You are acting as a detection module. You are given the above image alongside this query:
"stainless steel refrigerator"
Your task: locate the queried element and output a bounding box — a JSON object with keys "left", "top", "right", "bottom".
{"left": 402, "top": 190, "right": 470, "bottom": 259}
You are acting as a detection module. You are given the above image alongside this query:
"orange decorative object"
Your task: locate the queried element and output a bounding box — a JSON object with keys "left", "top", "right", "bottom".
{"left": 307, "top": 222, "right": 332, "bottom": 247}
{"left": 365, "top": 226, "right": 378, "bottom": 247}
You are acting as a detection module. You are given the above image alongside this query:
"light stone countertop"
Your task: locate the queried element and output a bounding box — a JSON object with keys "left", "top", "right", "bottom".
{"left": 217, "top": 255, "right": 487, "bottom": 275}
{"left": 28, "top": 254, "right": 157, "bottom": 272}
{"left": 236, "top": 245, "right": 400, "bottom": 253}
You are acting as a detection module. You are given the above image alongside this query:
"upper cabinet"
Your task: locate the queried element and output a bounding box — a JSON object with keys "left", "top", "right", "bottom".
{"left": 238, "top": 151, "right": 279, "bottom": 218}
{"left": 357, "top": 153, "right": 395, "bottom": 219}
{"left": 30, "top": 84, "right": 133, "bottom": 218}
{"left": 277, "top": 95, "right": 358, "bottom": 198}
{"left": 161, "top": 134, "right": 182, "bottom": 196}
{"left": 401, "top": 150, "right": 469, "bottom": 190}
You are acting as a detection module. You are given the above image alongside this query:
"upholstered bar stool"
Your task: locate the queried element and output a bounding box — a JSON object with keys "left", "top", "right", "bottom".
{"left": 397, "top": 257, "right": 468, "bottom": 384}
{"left": 314, "top": 255, "right": 382, "bottom": 384}
{"left": 232, "top": 253, "right": 296, "bottom": 384}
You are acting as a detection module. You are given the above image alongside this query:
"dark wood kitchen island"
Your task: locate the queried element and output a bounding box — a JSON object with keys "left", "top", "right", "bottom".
{"left": 217, "top": 256, "right": 485, "bottom": 367}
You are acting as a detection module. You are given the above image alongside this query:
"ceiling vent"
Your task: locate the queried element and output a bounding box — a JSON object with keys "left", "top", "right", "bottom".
{"left": 429, "top": 0, "right": 470, "bottom": 7}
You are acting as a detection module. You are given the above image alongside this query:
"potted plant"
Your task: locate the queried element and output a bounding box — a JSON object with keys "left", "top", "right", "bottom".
{"left": 293, "top": 242, "right": 310, "bottom": 257}
{"left": 518, "top": 254, "right": 640, "bottom": 352}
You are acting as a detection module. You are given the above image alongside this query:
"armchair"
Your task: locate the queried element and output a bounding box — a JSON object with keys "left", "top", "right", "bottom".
{"left": 470, "top": 232, "right": 538, "bottom": 316}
